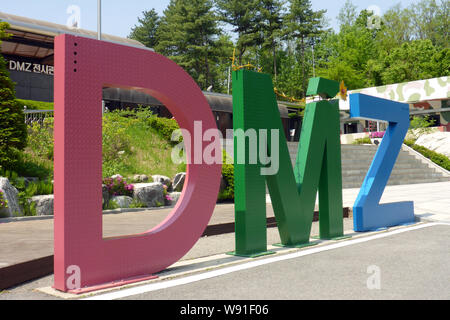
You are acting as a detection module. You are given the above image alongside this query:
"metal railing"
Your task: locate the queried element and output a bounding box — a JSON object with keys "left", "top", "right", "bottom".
{"left": 24, "top": 109, "right": 54, "bottom": 126}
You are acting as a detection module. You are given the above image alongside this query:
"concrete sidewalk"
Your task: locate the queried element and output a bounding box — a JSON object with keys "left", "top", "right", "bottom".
{"left": 1, "top": 180, "right": 449, "bottom": 269}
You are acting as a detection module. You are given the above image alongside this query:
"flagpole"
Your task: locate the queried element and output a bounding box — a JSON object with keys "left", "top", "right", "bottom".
{"left": 97, "top": 0, "right": 102, "bottom": 40}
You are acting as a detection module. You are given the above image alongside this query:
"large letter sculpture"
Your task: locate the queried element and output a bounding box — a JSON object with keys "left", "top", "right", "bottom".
{"left": 53, "top": 35, "right": 221, "bottom": 292}
{"left": 232, "top": 70, "right": 345, "bottom": 257}
{"left": 350, "top": 93, "right": 415, "bottom": 232}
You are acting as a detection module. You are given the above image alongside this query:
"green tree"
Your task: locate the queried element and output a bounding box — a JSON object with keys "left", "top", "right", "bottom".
{"left": 128, "top": 9, "right": 160, "bottom": 49}
{"left": 284, "top": 0, "right": 326, "bottom": 96}
{"left": 156, "top": 0, "right": 229, "bottom": 91}
{"left": 258, "top": 0, "right": 285, "bottom": 80}
{"left": 0, "top": 21, "right": 27, "bottom": 170}
{"left": 337, "top": 0, "right": 358, "bottom": 28}
{"left": 410, "top": 0, "right": 449, "bottom": 48}
{"left": 216, "top": 0, "right": 262, "bottom": 64}
{"left": 381, "top": 39, "right": 448, "bottom": 84}
{"left": 318, "top": 10, "right": 381, "bottom": 89}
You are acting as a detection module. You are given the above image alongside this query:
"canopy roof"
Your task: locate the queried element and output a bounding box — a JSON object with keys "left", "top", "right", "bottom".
{"left": 0, "top": 11, "right": 147, "bottom": 62}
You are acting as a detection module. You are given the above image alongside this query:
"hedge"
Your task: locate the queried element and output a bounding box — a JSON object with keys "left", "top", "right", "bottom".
{"left": 16, "top": 99, "right": 54, "bottom": 110}
{"left": 404, "top": 140, "right": 450, "bottom": 171}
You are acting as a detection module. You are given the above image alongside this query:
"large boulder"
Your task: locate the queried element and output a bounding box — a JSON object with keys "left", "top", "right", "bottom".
{"left": 166, "top": 192, "right": 182, "bottom": 207}
{"left": 133, "top": 174, "right": 149, "bottom": 183}
{"left": 416, "top": 132, "right": 450, "bottom": 159}
{"left": 133, "top": 183, "right": 165, "bottom": 207}
{"left": 102, "top": 184, "right": 110, "bottom": 209}
{"left": 0, "top": 177, "right": 22, "bottom": 218}
{"left": 152, "top": 175, "right": 172, "bottom": 190}
{"left": 172, "top": 173, "right": 186, "bottom": 192}
{"left": 30, "top": 195, "right": 54, "bottom": 216}
{"left": 110, "top": 196, "right": 133, "bottom": 209}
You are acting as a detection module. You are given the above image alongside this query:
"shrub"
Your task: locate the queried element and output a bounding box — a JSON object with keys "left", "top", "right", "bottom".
{"left": 352, "top": 137, "right": 372, "bottom": 145}
{"left": 218, "top": 150, "right": 234, "bottom": 202}
{"left": 0, "top": 189, "right": 7, "bottom": 209}
{"left": 0, "top": 23, "right": 27, "bottom": 170}
{"left": 103, "top": 176, "right": 134, "bottom": 197}
{"left": 369, "top": 131, "right": 385, "bottom": 139}
{"left": 27, "top": 117, "right": 54, "bottom": 161}
{"left": 16, "top": 99, "right": 54, "bottom": 110}
{"left": 404, "top": 140, "right": 450, "bottom": 171}
{"left": 147, "top": 116, "right": 180, "bottom": 143}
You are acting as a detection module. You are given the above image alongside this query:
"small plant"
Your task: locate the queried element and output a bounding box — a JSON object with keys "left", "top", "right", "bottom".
{"left": 104, "top": 200, "right": 119, "bottom": 210}
{"left": 103, "top": 176, "right": 134, "bottom": 197}
{"left": 408, "top": 116, "right": 436, "bottom": 141}
{"left": 129, "top": 199, "right": 147, "bottom": 209}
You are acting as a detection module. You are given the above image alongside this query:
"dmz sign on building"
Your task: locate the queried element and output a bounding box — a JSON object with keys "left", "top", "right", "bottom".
{"left": 7, "top": 59, "right": 54, "bottom": 75}
{"left": 54, "top": 34, "right": 415, "bottom": 293}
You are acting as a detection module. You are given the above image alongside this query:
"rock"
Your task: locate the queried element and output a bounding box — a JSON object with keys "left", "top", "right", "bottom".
{"left": 111, "top": 174, "right": 123, "bottom": 180}
{"left": 110, "top": 196, "right": 133, "bottom": 209}
{"left": 102, "top": 184, "right": 110, "bottom": 209}
{"left": 152, "top": 175, "right": 172, "bottom": 190}
{"left": 30, "top": 195, "right": 54, "bottom": 216}
{"left": 416, "top": 132, "right": 450, "bottom": 159}
{"left": 133, "top": 174, "right": 149, "bottom": 183}
{"left": 167, "top": 192, "right": 182, "bottom": 206}
{"left": 133, "top": 183, "right": 165, "bottom": 207}
{"left": 0, "top": 177, "right": 22, "bottom": 218}
{"left": 172, "top": 172, "right": 186, "bottom": 192}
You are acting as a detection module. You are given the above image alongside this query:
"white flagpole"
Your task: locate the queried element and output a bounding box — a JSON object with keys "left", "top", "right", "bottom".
{"left": 97, "top": 0, "right": 102, "bottom": 40}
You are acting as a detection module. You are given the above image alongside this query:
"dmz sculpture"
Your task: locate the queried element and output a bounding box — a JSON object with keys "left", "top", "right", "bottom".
{"left": 53, "top": 35, "right": 415, "bottom": 292}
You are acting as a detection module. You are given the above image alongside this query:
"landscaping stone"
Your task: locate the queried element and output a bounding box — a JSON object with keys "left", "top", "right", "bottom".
{"left": 133, "top": 183, "right": 165, "bottom": 207}
{"left": 111, "top": 174, "right": 123, "bottom": 180}
{"left": 416, "top": 132, "right": 450, "bottom": 159}
{"left": 0, "top": 177, "right": 22, "bottom": 218}
{"left": 110, "top": 196, "right": 133, "bottom": 209}
{"left": 133, "top": 174, "right": 149, "bottom": 183}
{"left": 173, "top": 172, "right": 186, "bottom": 192}
{"left": 102, "top": 184, "right": 110, "bottom": 209}
{"left": 152, "top": 175, "right": 172, "bottom": 190}
{"left": 30, "top": 195, "right": 54, "bottom": 216}
{"left": 167, "top": 192, "right": 182, "bottom": 206}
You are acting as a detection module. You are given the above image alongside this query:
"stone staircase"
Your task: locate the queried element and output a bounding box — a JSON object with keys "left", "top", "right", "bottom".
{"left": 221, "top": 139, "right": 450, "bottom": 190}
{"left": 287, "top": 143, "right": 450, "bottom": 189}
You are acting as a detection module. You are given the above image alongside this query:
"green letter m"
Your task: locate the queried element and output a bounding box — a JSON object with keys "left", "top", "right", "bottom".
{"left": 232, "top": 70, "right": 345, "bottom": 257}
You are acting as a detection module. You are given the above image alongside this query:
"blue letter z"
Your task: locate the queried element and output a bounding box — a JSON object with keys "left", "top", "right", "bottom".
{"left": 350, "top": 93, "right": 415, "bottom": 232}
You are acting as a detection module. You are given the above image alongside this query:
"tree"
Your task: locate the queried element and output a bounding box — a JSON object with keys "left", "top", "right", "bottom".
{"left": 216, "top": 0, "right": 262, "bottom": 64}
{"left": 128, "top": 9, "right": 160, "bottom": 49}
{"left": 410, "top": 0, "right": 449, "bottom": 48}
{"left": 0, "top": 21, "right": 27, "bottom": 170}
{"left": 156, "top": 0, "right": 229, "bottom": 91}
{"left": 284, "top": 0, "right": 326, "bottom": 96}
{"left": 381, "top": 39, "right": 449, "bottom": 84}
{"left": 258, "top": 0, "right": 285, "bottom": 80}
{"left": 337, "top": 0, "right": 358, "bottom": 28}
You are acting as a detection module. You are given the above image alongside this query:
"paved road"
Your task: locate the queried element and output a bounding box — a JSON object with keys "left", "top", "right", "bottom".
{"left": 101, "top": 224, "right": 450, "bottom": 300}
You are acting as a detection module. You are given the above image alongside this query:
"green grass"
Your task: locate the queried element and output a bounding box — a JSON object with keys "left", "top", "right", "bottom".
{"left": 113, "top": 122, "right": 183, "bottom": 179}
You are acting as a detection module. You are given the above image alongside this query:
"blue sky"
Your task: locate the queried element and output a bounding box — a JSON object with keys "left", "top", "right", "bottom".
{"left": 1, "top": 0, "right": 419, "bottom": 39}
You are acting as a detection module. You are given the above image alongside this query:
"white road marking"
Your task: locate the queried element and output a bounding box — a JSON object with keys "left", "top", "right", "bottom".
{"left": 84, "top": 222, "right": 446, "bottom": 300}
